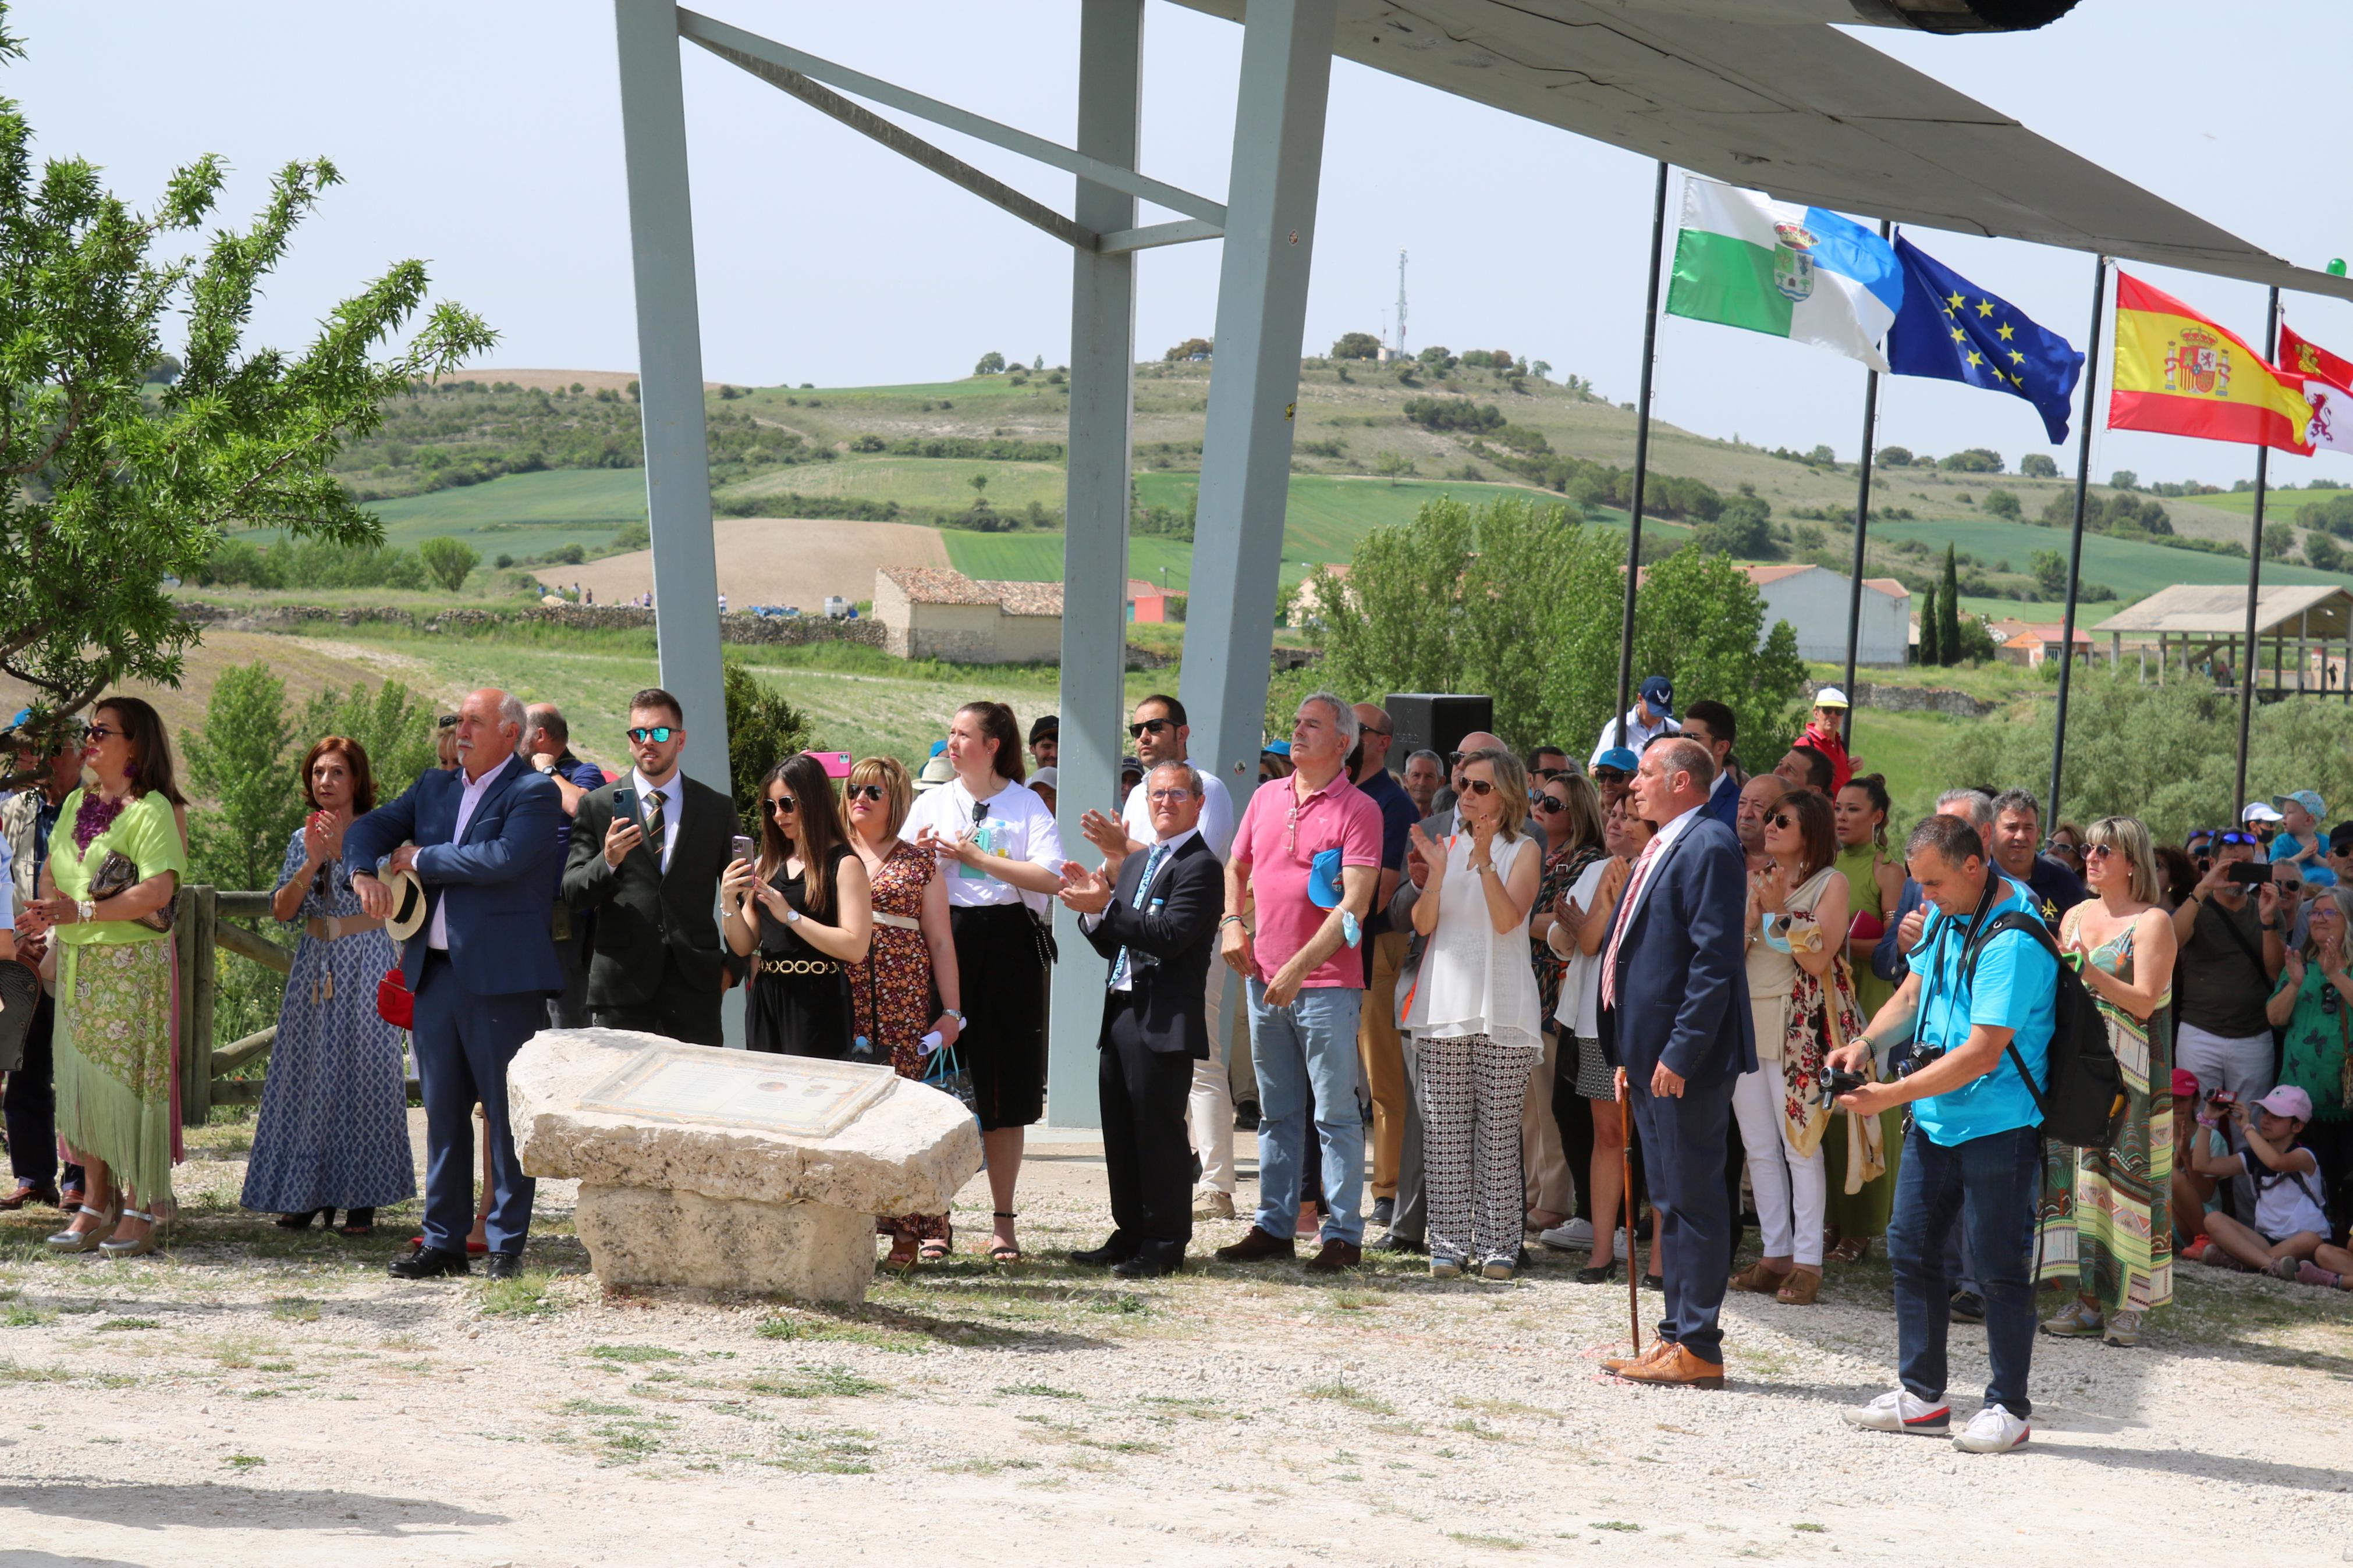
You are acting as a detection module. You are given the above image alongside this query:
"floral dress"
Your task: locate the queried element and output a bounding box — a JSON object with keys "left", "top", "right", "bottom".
{"left": 240, "top": 829, "right": 417, "bottom": 1215}
{"left": 851, "top": 839, "right": 949, "bottom": 1246}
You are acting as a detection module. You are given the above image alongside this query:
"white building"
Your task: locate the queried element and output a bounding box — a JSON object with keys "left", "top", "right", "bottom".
{"left": 1738, "top": 564, "right": 1911, "bottom": 666}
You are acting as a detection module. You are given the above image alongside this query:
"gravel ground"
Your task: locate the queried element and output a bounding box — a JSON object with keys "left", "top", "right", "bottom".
{"left": 1, "top": 1113, "right": 2349, "bottom": 1567}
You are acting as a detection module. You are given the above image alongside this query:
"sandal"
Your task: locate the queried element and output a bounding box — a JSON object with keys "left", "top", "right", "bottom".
{"left": 918, "top": 1236, "right": 952, "bottom": 1263}
{"left": 988, "top": 1211, "right": 1021, "bottom": 1264}
{"left": 338, "top": 1208, "right": 375, "bottom": 1237}
{"left": 276, "top": 1208, "right": 330, "bottom": 1231}
{"left": 1828, "top": 1235, "right": 1871, "bottom": 1264}
{"left": 883, "top": 1239, "right": 920, "bottom": 1270}
{"left": 1775, "top": 1269, "right": 1822, "bottom": 1306}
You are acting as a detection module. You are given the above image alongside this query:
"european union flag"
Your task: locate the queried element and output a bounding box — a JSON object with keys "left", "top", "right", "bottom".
{"left": 1883, "top": 235, "right": 2084, "bottom": 446}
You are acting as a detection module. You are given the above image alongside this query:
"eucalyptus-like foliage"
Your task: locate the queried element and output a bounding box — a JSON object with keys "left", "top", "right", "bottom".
{"left": 0, "top": 10, "right": 491, "bottom": 717}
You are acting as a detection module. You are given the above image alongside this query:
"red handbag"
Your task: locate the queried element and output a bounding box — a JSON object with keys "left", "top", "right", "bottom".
{"left": 376, "top": 968, "right": 414, "bottom": 1030}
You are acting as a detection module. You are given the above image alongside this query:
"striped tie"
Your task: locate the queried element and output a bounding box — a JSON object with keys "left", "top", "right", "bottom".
{"left": 641, "top": 788, "right": 665, "bottom": 867}
{"left": 1599, "top": 835, "right": 1665, "bottom": 1012}
{"left": 1108, "top": 842, "right": 1170, "bottom": 991}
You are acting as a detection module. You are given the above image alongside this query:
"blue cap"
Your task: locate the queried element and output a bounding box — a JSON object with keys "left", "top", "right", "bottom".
{"left": 1308, "top": 847, "right": 1343, "bottom": 909}
{"left": 1594, "top": 746, "right": 1639, "bottom": 773}
{"left": 928, "top": 739, "right": 949, "bottom": 758}
{"left": 1262, "top": 739, "right": 1291, "bottom": 758}
{"left": 1639, "top": 675, "right": 1674, "bottom": 717}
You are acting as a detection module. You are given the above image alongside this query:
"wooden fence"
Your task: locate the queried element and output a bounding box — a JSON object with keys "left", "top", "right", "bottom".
{"left": 174, "top": 886, "right": 287, "bottom": 1125}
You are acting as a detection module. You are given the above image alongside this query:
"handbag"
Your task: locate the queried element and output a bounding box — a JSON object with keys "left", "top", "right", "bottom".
{"left": 376, "top": 968, "right": 414, "bottom": 1030}
{"left": 87, "top": 850, "right": 174, "bottom": 932}
{"left": 922, "top": 1040, "right": 978, "bottom": 1118}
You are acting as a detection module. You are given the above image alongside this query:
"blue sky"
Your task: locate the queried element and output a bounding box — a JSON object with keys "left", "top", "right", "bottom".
{"left": 17, "top": 0, "right": 2351, "bottom": 489}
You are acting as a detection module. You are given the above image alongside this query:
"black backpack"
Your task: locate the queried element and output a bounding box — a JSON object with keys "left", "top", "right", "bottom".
{"left": 1959, "top": 911, "right": 2125, "bottom": 1149}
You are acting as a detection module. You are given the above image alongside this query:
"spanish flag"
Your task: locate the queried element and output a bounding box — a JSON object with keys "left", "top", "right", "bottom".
{"left": 2109, "top": 272, "right": 2312, "bottom": 454}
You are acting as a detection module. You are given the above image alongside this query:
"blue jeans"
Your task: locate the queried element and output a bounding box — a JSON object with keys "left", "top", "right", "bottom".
{"left": 1887, "top": 1121, "right": 2040, "bottom": 1417}
{"left": 1247, "top": 980, "right": 1365, "bottom": 1245}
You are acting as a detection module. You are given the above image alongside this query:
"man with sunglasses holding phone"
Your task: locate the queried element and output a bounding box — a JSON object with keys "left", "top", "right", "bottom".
{"left": 561, "top": 688, "right": 737, "bottom": 1048}
{"left": 2173, "top": 824, "right": 2285, "bottom": 1216}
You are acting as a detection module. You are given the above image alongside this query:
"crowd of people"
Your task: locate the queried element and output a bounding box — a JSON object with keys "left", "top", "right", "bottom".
{"left": 1, "top": 669, "right": 2347, "bottom": 1455}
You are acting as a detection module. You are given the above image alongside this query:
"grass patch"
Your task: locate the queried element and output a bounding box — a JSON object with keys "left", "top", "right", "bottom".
{"left": 1793, "top": 1522, "right": 1827, "bottom": 1533}
{"left": 747, "top": 1364, "right": 886, "bottom": 1400}
{"left": 587, "top": 1343, "right": 685, "bottom": 1363}
{"left": 0, "top": 1359, "right": 69, "bottom": 1384}
{"left": 3, "top": 1304, "right": 54, "bottom": 1328}
{"left": 267, "top": 1297, "right": 320, "bottom": 1323}
{"left": 93, "top": 1317, "right": 160, "bottom": 1332}
{"left": 1447, "top": 1533, "right": 1526, "bottom": 1551}
{"left": 477, "top": 1270, "right": 562, "bottom": 1319}
{"left": 933, "top": 1456, "right": 1042, "bottom": 1474}
{"left": 225, "top": 1455, "right": 265, "bottom": 1470}
{"left": 754, "top": 1313, "right": 928, "bottom": 1353}
{"left": 560, "top": 1399, "right": 633, "bottom": 1417}
{"left": 1591, "top": 1520, "right": 1643, "bottom": 1532}
{"left": 1302, "top": 1377, "right": 1394, "bottom": 1415}
{"left": 997, "top": 1382, "right": 1084, "bottom": 1400}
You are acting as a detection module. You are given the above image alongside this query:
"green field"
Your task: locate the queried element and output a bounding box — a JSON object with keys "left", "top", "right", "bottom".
{"left": 1875, "top": 514, "right": 2353, "bottom": 600}
{"left": 718, "top": 455, "right": 1069, "bottom": 513}
{"left": 2178, "top": 486, "right": 2345, "bottom": 519}
{"left": 361, "top": 470, "right": 647, "bottom": 555}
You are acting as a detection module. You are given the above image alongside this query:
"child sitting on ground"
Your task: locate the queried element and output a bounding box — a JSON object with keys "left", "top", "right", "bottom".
{"left": 2192, "top": 1085, "right": 2329, "bottom": 1279}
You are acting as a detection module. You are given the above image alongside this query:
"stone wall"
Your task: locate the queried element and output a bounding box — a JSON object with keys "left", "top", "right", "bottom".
{"left": 1805, "top": 678, "right": 1996, "bottom": 719}
{"left": 176, "top": 600, "right": 885, "bottom": 649}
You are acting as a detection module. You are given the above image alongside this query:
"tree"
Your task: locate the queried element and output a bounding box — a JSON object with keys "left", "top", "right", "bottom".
{"left": 0, "top": 15, "right": 491, "bottom": 725}
{"left": 1937, "top": 544, "right": 1964, "bottom": 664}
{"left": 723, "top": 656, "right": 810, "bottom": 817}
{"left": 1875, "top": 445, "right": 1914, "bottom": 468}
{"left": 2109, "top": 469, "right": 2138, "bottom": 490}
{"left": 1330, "top": 331, "right": 1381, "bottom": 360}
{"left": 1163, "top": 337, "right": 1211, "bottom": 362}
{"left": 2306, "top": 529, "right": 2346, "bottom": 572}
{"left": 2030, "top": 548, "right": 2069, "bottom": 599}
{"left": 2021, "top": 453, "right": 2059, "bottom": 479}
{"left": 1417, "top": 345, "right": 1456, "bottom": 371}
{"left": 1917, "top": 582, "right": 1940, "bottom": 667}
{"left": 417, "top": 536, "right": 479, "bottom": 593}
{"left": 182, "top": 664, "right": 302, "bottom": 897}
{"left": 973, "top": 350, "right": 1005, "bottom": 375}
{"left": 2263, "top": 524, "right": 2295, "bottom": 560}
{"left": 1529, "top": 360, "right": 1552, "bottom": 381}
{"left": 300, "top": 678, "right": 437, "bottom": 802}
{"left": 1372, "top": 450, "right": 1415, "bottom": 483}
{"left": 1690, "top": 493, "right": 1773, "bottom": 558}
{"left": 968, "top": 472, "right": 989, "bottom": 500}
{"left": 1984, "top": 486, "right": 2022, "bottom": 519}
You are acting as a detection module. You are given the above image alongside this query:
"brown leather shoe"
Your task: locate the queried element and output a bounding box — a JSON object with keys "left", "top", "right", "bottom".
{"left": 1602, "top": 1339, "right": 1671, "bottom": 1374}
{"left": 1213, "top": 1226, "right": 1296, "bottom": 1264}
{"left": 1305, "top": 1239, "right": 1363, "bottom": 1274}
{"left": 1776, "top": 1270, "right": 1823, "bottom": 1306}
{"left": 0, "top": 1182, "right": 58, "bottom": 1211}
{"left": 1615, "top": 1342, "right": 1726, "bottom": 1389}
{"left": 1730, "top": 1261, "right": 1791, "bottom": 1295}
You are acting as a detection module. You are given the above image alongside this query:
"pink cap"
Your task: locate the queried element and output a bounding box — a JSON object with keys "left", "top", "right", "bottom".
{"left": 2257, "top": 1085, "right": 2314, "bottom": 1122}
{"left": 2170, "top": 1068, "right": 2202, "bottom": 1100}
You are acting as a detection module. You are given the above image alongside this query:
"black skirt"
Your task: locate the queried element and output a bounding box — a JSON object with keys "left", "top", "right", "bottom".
{"left": 950, "top": 902, "right": 1049, "bottom": 1130}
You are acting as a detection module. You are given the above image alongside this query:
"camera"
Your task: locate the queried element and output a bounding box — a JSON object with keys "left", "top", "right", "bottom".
{"left": 1820, "top": 1065, "right": 1869, "bottom": 1100}
{"left": 1888, "top": 1041, "right": 1944, "bottom": 1080}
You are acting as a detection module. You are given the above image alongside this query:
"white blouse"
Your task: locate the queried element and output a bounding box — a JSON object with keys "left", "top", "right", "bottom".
{"left": 1550, "top": 855, "right": 1614, "bottom": 1042}
{"left": 1407, "top": 830, "right": 1542, "bottom": 1051}
{"left": 903, "top": 775, "right": 1066, "bottom": 916}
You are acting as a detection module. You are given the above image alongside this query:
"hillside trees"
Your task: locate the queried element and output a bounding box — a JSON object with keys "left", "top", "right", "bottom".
{"left": 974, "top": 351, "right": 1006, "bottom": 375}
{"left": 1937, "top": 545, "right": 1964, "bottom": 662}
{"left": 0, "top": 13, "right": 491, "bottom": 726}
{"left": 1330, "top": 332, "right": 1381, "bottom": 360}
{"left": 2021, "top": 454, "right": 2059, "bottom": 478}
{"left": 417, "top": 536, "right": 479, "bottom": 593}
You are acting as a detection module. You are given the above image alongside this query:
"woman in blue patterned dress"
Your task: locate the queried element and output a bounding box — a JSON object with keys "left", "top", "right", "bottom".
{"left": 240, "top": 737, "right": 415, "bottom": 1234}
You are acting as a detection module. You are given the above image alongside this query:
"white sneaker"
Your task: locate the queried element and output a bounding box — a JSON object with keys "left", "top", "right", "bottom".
{"left": 1537, "top": 1217, "right": 1594, "bottom": 1250}
{"left": 1953, "top": 1403, "right": 2030, "bottom": 1453}
{"left": 1844, "top": 1389, "right": 1951, "bottom": 1436}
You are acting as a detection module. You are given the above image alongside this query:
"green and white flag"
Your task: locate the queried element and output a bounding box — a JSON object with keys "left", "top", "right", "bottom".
{"left": 1666, "top": 176, "right": 1903, "bottom": 372}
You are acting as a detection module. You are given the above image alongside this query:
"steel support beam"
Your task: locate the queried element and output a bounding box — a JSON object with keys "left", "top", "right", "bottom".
{"left": 615, "top": 0, "right": 739, "bottom": 1043}
{"left": 1179, "top": 0, "right": 1337, "bottom": 802}
{"left": 1045, "top": 0, "right": 1145, "bottom": 1130}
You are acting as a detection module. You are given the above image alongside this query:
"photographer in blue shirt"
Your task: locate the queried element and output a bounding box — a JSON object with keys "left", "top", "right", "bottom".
{"left": 1827, "top": 813, "right": 2055, "bottom": 1455}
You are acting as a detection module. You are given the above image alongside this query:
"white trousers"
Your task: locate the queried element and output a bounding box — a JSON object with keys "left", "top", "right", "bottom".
{"left": 2175, "top": 1022, "right": 2276, "bottom": 1218}
{"left": 1732, "top": 1064, "right": 1826, "bottom": 1267}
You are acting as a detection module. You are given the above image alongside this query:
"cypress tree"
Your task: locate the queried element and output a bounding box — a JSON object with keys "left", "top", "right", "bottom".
{"left": 1918, "top": 581, "right": 1941, "bottom": 667}
{"left": 1937, "top": 543, "right": 1965, "bottom": 665}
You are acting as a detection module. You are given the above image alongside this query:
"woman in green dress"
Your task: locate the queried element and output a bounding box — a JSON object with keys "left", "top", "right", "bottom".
{"left": 1825, "top": 773, "right": 1906, "bottom": 1261}
{"left": 2037, "top": 815, "right": 2177, "bottom": 1346}
{"left": 31, "top": 697, "right": 187, "bottom": 1259}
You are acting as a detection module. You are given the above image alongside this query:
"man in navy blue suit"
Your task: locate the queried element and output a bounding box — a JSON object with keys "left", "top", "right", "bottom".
{"left": 1598, "top": 736, "right": 1756, "bottom": 1388}
{"left": 348, "top": 688, "right": 562, "bottom": 1281}
{"left": 1681, "top": 701, "right": 1743, "bottom": 830}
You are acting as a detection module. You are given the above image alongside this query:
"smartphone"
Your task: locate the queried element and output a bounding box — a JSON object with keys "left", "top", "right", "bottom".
{"left": 805, "top": 749, "right": 852, "bottom": 781}
{"left": 2224, "top": 861, "right": 2274, "bottom": 885}
{"left": 730, "top": 834, "right": 755, "bottom": 864}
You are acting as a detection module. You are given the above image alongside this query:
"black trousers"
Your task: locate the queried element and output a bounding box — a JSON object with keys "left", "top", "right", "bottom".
{"left": 591, "top": 963, "right": 722, "bottom": 1049}
{"left": 3, "top": 991, "right": 79, "bottom": 1191}
{"left": 1099, "top": 1031, "right": 1197, "bottom": 1254}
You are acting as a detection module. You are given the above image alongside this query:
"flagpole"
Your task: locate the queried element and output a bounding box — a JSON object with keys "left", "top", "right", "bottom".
{"left": 2047, "top": 254, "right": 2109, "bottom": 831}
{"left": 2232, "top": 283, "right": 2281, "bottom": 817}
{"left": 1838, "top": 219, "right": 1894, "bottom": 748}
{"left": 1613, "top": 160, "right": 1670, "bottom": 749}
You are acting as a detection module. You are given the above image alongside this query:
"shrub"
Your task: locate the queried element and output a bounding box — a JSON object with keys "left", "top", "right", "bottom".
{"left": 1940, "top": 447, "right": 2004, "bottom": 474}
{"left": 418, "top": 536, "right": 481, "bottom": 593}
{"left": 2020, "top": 454, "right": 2060, "bottom": 479}
{"left": 1401, "top": 396, "right": 1503, "bottom": 434}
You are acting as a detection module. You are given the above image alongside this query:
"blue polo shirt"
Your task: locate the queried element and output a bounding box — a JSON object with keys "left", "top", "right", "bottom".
{"left": 1909, "top": 873, "right": 2056, "bottom": 1147}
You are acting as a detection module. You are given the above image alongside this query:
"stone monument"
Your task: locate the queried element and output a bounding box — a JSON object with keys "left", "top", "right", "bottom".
{"left": 509, "top": 1028, "right": 982, "bottom": 1302}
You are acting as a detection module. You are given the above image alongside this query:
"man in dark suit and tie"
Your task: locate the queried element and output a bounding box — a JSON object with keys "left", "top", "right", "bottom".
{"left": 349, "top": 688, "right": 563, "bottom": 1281}
{"left": 1597, "top": 735, "right": 1756, "bottom": 1387}
{"left": 1059, "top": 761, "right": 1224, "bottom": 1279}
{"left": 562, "top": 687, "right": 737, "bottom": 1048}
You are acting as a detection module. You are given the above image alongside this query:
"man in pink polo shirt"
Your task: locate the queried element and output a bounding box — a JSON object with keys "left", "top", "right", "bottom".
{"left": 1215, "top": 692, "right": 1383, "bottom": 1272}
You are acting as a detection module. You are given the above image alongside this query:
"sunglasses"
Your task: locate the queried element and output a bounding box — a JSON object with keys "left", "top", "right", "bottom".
{"left": 764, "top": 795, "right": 797, "bottom": 816}
{"left": 1592, "top": 768, "right": 1628, "bottom": 784}
{"left": 2217, "top": 831, "right": 2260, "bottom": 847}
{"left": 2083, "top": 842, "right": 2116, "bottom": 861}
{"left": 1461, "top": 778, "right": 1497, "bottom": 798}
{"left": 1147, "top": 787, "right": 1195, "bottom": 803}
{"left": 436, "top": 714, "right": 460, "bottom": 730}
{"left": 1765, "top": 810, "right": 1796, "bottom": 830}
{"left": 1361, "top": 726, "right": 1392, "bottom": 739}
{"left": 627, "top": 726, "right": 678, "bottom": 744}
{"left": 846, "top": 783, "right": 886, "bottom": 803}
{"left": 1128, "top": 718, "right": 1176, "bottom": 739}
{"left": 83, "top": 724, "right": 118, "bottom": 743}
{"left": 1533, "top": 795, "right": 1567, "bottom": 815}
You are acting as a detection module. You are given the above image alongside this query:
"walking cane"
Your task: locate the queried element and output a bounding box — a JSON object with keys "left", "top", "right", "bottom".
{"left": 1616, "top": 1065, "right": 1638, "bottom": 1359}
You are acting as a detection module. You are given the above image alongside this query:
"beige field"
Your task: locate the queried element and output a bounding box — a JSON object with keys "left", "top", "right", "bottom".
{"left": 0, "top": 632, "right": 450, "bottom": 738}
{"left": 546, "top": 517, "right": 949, "bottom": 611}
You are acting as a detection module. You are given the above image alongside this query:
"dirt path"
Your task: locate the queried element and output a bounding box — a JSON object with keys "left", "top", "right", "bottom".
{"left": 3, "top": 1114, "right": 2349, "bottom": 1566}
{"left": 549, "top": 517, "right": 947, "bottom": 612}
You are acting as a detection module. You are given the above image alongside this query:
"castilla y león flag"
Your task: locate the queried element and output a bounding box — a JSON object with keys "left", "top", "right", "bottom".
{"left": 2279, "top": 320, "right": 2353, "bottom": 456}
{"left": 2109, "top": 271, "right": 2312, "bottom": 453}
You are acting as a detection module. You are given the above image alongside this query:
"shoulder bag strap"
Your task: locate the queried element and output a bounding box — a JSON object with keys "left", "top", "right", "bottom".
{"left": 1962, "top": 909, "right": 2059, "bottom": 1118}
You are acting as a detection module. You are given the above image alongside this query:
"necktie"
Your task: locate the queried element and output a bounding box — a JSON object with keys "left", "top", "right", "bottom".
{"left": 1600, "top": 835, "right": 1665, "bottom": 1011}
{"left": 641, "top": 787, "right": 666, "bottom": 869}
{"left": 1108, "top": 841, "right": 1170, "bottom": 991}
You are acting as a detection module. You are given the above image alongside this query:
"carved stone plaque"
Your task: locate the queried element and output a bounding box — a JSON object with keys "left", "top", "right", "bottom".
{"left": 574, "top": 1043, "right": 892, "bottom": 1138}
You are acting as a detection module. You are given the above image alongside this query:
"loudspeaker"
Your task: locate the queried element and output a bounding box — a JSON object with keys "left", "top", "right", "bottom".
{"left": 1385, "top": 694, "right": 1495, "bottom": 769}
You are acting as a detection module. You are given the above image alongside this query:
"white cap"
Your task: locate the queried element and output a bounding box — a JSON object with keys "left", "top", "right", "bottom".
{"left": 2242, "top": 801, "right": 2284, "bottom": 824}
{"left": 1031, "top": 766, "right": 1059, "bottom": 791}
{"left": 1813, "top": 687, "right": 1851, "bottom": 709}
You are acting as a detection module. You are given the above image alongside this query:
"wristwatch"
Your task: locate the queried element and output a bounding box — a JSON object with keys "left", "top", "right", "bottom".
{"left": 946, "top": 1008, "right": 966, "bottom": 1026}
{"left": 784, "top": 908, "right": 801, "bottom": 925}
{"left": 538, "top": 762, "right": 559, "bottom": 777}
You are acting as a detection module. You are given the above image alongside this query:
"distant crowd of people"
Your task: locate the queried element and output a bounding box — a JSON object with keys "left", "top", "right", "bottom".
{"left": 2, "top": 670, "right": 2345, "bottom": 1458}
